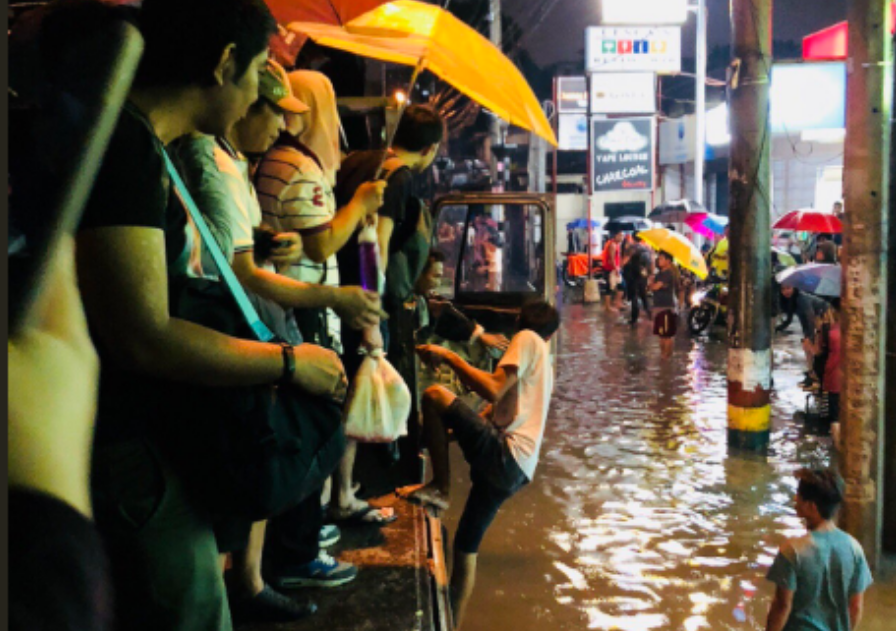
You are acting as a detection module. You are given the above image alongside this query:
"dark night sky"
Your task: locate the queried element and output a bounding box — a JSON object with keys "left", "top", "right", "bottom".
{"left": 503, "top": 0, "right": 849, "bottom": 66}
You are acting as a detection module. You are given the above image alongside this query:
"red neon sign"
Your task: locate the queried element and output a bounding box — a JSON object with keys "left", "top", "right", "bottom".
{"left": 803, "top": 3, "right": 896, "bottom": 60}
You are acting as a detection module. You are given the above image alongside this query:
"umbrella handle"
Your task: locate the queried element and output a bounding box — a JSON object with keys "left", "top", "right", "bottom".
{"left": 374, "top": 57, "right": 427, "bottom": 181}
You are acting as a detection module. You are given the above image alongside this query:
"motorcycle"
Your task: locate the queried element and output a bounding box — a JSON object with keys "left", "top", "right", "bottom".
{"left": 688, "top": 274, "right": 728, "bottom": 334}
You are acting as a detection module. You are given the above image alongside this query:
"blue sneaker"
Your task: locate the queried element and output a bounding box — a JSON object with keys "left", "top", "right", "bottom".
{"left": 319, "top": 524, "right": 341, "bottom": 548}
{"left": 272, "top": 552, "right": 358, "bottom": 589}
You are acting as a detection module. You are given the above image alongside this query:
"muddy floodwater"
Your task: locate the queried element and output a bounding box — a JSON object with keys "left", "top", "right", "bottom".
{"left": 442, "top": 303, "right": 856, "bottom": 631}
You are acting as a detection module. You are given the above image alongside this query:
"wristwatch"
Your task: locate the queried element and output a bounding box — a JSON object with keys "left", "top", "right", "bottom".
{"left": 279, "top": 342, "right": 296, "bottom": 385}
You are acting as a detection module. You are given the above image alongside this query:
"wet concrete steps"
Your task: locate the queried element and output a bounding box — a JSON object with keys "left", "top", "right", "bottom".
{"left": 239, "top": 496, "right": 449, "bottom": 631}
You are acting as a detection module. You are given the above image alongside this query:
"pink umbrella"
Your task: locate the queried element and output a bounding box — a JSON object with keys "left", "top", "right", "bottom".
{"left": 685, "top": 213, "right": 720, "bottom": 238}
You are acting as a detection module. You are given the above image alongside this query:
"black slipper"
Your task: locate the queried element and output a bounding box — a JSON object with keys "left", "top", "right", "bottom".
{"left": 230, "top": 585, "right": 317, "bottom": 624}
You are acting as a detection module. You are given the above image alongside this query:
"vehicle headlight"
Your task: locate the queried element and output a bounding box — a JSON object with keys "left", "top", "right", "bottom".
{"left": 691, "top": 290, "right": 708, "bottom": 306}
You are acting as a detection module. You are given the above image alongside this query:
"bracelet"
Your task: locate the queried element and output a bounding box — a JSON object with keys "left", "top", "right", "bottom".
{"left": 279, "top": 342, "right": 296, "bottom": 385}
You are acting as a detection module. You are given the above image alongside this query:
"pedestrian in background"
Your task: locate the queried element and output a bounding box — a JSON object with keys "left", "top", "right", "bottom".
{"left": 601, "top": 231, "right": 624, "bottom": 313}
{"left": 622, "top": 234, "right": 652, "bottom": 326}
{"left": 649, "top": 251, "right": 679, "bottom": 359}
{"left": 765, "top": 469, "right": 872, "bottom": 631}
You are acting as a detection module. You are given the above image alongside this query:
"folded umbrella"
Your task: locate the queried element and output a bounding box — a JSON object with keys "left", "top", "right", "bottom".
{"left": 776, "top": 263, "right": 841, "bottom": 297}
{"left": 637, "top": 227, "right": 709, "bottom": 279}
{"left": 289, "top": 1, "right": 557, "bottom": 146}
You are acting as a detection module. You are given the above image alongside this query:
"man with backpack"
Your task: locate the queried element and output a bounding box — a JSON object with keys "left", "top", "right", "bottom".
{"left": 334, "top": 105, "right": 445, "bottom": 483}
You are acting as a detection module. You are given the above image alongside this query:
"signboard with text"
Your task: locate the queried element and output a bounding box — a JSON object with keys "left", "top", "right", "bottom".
{"left": 557, "top": 76, "right": 588, "bottom": 113}
{"left": 591, "top": 118, "right": 654, "bottom": 191}
{"left": 590, "top": 72, "right": 656, "bottom": 114}
{"left": 585, "top": 26, "right": 681, "bottom": 73}
{"left": 558, "top": 113, "right": 588, "bottom": 151}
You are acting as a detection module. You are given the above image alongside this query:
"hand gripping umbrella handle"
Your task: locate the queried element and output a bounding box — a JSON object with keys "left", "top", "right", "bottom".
{"left": 373, "top": 57, "right": 427, "bottom": 181}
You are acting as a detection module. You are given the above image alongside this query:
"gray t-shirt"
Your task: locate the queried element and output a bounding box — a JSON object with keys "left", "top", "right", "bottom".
{"left": 652, "top": 268, "right": 677, "bottom": 309}
{"left": 766, "top": 528, "right": 873, "bottom": 631}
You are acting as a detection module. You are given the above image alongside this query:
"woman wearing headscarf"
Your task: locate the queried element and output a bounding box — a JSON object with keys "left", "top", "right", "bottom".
{"left": 254, "top": 71, "right": 394, "bottom": 527}
{"left": 255, "top": 70, "right": 384, "bottom": 351}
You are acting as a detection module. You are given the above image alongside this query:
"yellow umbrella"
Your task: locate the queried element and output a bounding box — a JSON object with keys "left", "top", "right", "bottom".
{"left": 638, "top": 228, "right": 709, "bottom": 280}
{"left": 288, "top": 0, "right": 557, "bottom": 146}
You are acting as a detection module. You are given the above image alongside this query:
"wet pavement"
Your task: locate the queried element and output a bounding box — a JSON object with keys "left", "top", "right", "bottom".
{"left": 442, "top": 302, "right": 896, "bottom": 631}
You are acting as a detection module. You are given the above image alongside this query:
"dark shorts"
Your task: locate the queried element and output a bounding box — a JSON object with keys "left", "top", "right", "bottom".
{"left": 653, "top": 309, "right": 678, "bottom": 338}
{"left": 443, "top": 399, "right": 529, "bottom": 554}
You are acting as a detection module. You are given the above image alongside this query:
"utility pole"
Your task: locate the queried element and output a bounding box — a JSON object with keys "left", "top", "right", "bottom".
{"left": 694, "top": 0, "right": 707, "bottom": 205}
{"left": 885, "top": 11, "right": 896, "bottom": 557}
{"left": 488, "top": 0, "right": 502, "bottom": 186}
{"left": 840, "top": 0, "right": 891, "bottom": 569}
{"left": 726, "top": 0, "right": 773, "bottom": 452}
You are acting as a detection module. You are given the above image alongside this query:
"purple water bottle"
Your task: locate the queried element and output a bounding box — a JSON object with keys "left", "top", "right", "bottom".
{"left": 358, "top": 219, "right": 380, "bottom": 293}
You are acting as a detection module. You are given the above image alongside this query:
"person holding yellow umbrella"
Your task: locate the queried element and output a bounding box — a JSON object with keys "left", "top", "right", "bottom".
{"left": 636, "top": 228, "right": 707, "bottom": 357}
{"left": 287, "top": 0, "right": 557, "bottom": 149}
{"left": 649, "top": 251, "right": 681, "bottom": 358}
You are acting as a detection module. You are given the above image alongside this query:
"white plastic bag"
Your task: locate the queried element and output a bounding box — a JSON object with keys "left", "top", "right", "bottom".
{"left": 344, "top": 349, "right": 411, "bottom": 442}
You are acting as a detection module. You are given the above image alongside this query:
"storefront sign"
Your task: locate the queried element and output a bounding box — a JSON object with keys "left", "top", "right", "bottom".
{"left": 591, "top": 118, "right": 654, "bottom": 191}
{"left": 590, "top": 72, "right": 656, "bottom": 114}
{"left": 557, "top": 76, "right": 588, "bottom": 113}
{"left": 558, "top": 113, "right": 588, "bottom": 151}
{"left": 658, "top": 115, "right": 695, "bottom": 164}
{"left": 585, "top": 27, "right": 681, "bottom": 74}
{"left": 600, "top": 0, "right": 688, "bottom": 25}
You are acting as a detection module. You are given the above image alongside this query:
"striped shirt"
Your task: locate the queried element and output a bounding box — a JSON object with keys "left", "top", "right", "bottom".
{"left": 256, "top": 143, "right": 341, "bottom": 347}
{"left": 255, "top": 145, "right": 338, "bottom": 287}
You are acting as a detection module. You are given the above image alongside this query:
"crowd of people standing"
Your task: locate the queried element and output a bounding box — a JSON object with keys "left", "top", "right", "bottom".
{"left": 9, "top": 2, "right": 558, "bottom": 630}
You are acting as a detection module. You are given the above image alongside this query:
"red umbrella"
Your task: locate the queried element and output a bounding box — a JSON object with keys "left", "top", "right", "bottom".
{"left": 265, "top": 0, "right": 388, "bottom": 26}
{"left": 772, "top": 209, "right": 842, "bottom": 233}
{"left": 266, "top": 1, "right": 390, "bottom": 64}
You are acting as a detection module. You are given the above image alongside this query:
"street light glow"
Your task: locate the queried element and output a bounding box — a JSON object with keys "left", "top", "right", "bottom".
{"left": 600, "top": 0, "right": 688, "bottom": 25}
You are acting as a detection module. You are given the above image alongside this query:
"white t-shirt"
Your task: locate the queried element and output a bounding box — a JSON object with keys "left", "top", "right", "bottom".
{"left": 213, "top": 145, "right": 262, "bottom": 258}
{"left": 494, "top": 329, "right": 553, "bottom": 479}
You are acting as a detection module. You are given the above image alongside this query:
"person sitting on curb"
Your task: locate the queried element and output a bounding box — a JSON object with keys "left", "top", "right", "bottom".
{"left": 765, "top": 468, "right": 872, "bottom": 631}
{"left": 402, "top": 299, "right": 558, "bottom": 628}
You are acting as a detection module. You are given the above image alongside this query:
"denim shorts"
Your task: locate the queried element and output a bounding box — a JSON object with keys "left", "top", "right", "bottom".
{"left": 444, "top": 399, "right": 528, "bottom": 553}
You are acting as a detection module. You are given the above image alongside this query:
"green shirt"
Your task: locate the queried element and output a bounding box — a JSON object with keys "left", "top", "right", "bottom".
{"left": 766, "top": 528, "right": 873, "bottom": 631}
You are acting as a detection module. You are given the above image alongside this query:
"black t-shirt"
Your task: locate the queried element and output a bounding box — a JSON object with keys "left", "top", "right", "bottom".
{"left": 334, "top": 150, "right": 415, "bottom": 287}
{"left": 77, "top": 104, "right": 189, "bottom": 443}
{"left": 79, "top": 104, "right": 188, "bottom": 263}
{"left": 9, "top": 489, "right": 113, "bottom": 631}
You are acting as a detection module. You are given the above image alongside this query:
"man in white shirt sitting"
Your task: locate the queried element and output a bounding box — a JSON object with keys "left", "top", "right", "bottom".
{"left": 406, "top": 299, "right": 558, "bottom": 627}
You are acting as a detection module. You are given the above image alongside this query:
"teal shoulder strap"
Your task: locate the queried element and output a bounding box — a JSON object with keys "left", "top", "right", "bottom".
{"left": 162, "top": 149, "right": 275, "bottom": 343}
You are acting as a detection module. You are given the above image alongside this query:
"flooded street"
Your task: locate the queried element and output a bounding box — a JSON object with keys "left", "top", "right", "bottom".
{"left": 442, "top": 303, "right": 893, "bottom": 631}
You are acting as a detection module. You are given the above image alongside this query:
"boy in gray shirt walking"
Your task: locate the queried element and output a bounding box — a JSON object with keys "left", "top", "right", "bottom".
{"left": 765, "top": 469, "right": 873, "bottom": 631}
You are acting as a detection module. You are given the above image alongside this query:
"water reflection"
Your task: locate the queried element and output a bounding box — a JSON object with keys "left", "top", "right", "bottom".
{"left": 444, "top": 304, "right": 832, "bottom": 631}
